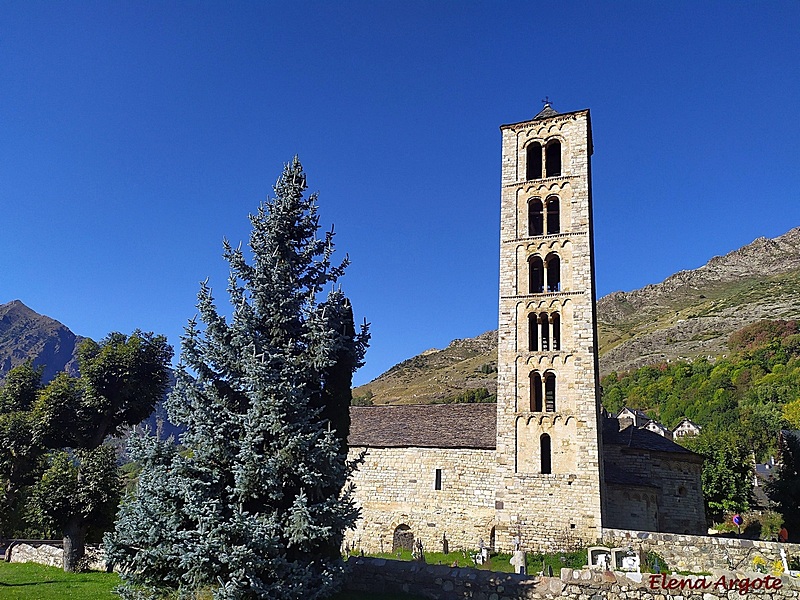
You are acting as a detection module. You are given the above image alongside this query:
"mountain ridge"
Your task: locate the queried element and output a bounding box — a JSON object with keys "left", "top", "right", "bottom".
{"left": 0, "top": 300, "right": 83, "bottom": 383}
{"left": 356, "top": 227, "right": 800, "bottom": 403}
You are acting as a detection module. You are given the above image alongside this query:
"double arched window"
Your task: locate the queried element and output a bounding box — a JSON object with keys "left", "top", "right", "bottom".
{"left": 529, "top": 370, "right": 556, "bottom": 412}
{"left": 527, "top": 253, "right": 561, "bottom": 293}
{"left": 526, "top": 140, "right": 562, "bottom": 180}
{"left": 527, "top": 312, "right": 560, "bottom": 351}
{"left": 528, "top": 197, "right": 560, "bottom": 236}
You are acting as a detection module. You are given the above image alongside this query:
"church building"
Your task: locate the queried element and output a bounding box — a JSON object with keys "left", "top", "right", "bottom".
{"left": 345, "top": 104, "right": 705, "bottom": 555}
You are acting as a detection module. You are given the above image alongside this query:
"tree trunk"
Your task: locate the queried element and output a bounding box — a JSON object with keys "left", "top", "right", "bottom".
{"left": 63, "top": 519, "right": 87, "bottom": 572}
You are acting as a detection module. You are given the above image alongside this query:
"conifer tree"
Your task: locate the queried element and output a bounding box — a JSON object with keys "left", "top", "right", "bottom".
{"left": 107, "top": 158, "right": 369, "bottom": 600}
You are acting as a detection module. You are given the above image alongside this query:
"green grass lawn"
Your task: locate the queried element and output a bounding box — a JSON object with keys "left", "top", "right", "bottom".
{"left": 0, "top": 562, "right": 427, "bottom": 600}
{"left": 0, "top": 561, "right": 120, "bottom": 599}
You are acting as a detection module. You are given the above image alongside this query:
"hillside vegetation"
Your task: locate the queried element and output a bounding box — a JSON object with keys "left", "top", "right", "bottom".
{"left": 602, "top": 319, "right": 800, "bottom": 460}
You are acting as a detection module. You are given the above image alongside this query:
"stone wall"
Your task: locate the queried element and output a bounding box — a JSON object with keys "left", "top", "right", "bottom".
{"left": 602, "top": 528, "right": 800, "bottom": 574}
{"left": 7, "top": 541, "right": 107, "bottom": 571}
{"left": 345, "top": 557, "right": 800, "bottom": 599}
{"left": 603, "top": 444, "right": 706, "bottom": 535}
{"left": 345, "top": 446, "right": 496, "bottom": 554}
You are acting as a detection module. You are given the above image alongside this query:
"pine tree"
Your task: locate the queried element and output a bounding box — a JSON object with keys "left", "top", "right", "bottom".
{"left": 107, "top": 158, "right": 369, "bottom": 600}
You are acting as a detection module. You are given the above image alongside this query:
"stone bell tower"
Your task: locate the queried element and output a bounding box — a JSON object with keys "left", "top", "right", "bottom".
{"left": 494, "top": 103, "right": 604, "bottom": 550}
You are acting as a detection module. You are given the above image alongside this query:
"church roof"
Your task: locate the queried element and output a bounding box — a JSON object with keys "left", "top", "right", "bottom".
{"left": 348, "top": 403, "right": 496, "bottom": 449}
{"left": 603, "top": 418, "right": 702, "bottom": 459}
{"left": 348, "top": 405, "right": 702, "bottom": 457}
{"left": 533, "top": 103, "right": 559, "bottom": 120}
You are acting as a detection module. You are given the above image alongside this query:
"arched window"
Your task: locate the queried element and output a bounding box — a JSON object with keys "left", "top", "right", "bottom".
{"left": 544, "top": 372, "right": 556, "bottom": 412}
{"left": 528, "top": 199, "right": 543, "bottom": 236}
{"left": 528, "top": 256, "right": 544, "bottom": 294}
{"left": 539, "top": 312, "right": 550, "bottom": 350}
{"left": 540, "top": 434, "right": 552, "bottom": 474}
{"left": 530, "top": 371, "right": 543, "bottom": 412}
{"left": 528, "top": 312, "right": 538, "bottom": 351}
{"left": 546, "top": 254, "right": 561, "bottom": 292}
{"left": 552, "top": 312, "right": 561, "bottom": 351}
{"left": 545, "top": 140, "right": 561, "bottom": 177}
{"left": 546, "top": 197, "right": 560, "bottom": 234}
{"left": 526, "top": 142, "right": 542, "bottom": 180}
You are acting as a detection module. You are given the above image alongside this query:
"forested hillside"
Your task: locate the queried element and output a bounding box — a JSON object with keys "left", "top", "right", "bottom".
{"left": 601, "top": 319, "right": 800, "bottom": 459}
{"left": 601, "top": 319, "right": 800, "bottom": 521}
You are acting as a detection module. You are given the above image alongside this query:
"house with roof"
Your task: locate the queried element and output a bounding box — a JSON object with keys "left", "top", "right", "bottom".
{"left": 616, "top": 407, "right": 651, "bottom": 429}
{"left": 343, "top": 104, "right": 705, "bottom": 555}
{"left": 673, "top": 417, "right": 702, "bottom": 438}
{"left": 642, "top": 419, "right": 673, "bottom": 439}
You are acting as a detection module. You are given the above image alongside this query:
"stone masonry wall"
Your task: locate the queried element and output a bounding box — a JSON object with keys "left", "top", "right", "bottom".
{"left": 345, "top": 446, "right": 496, "bottom": 554}
{"left": 345, "top": 557, "right": 800, "bottom": 599}
{"left": 603, "top": 445, "right": 706, "bottom": 535}
{"left": 7, "top": 541, "right": 107, "bottom": 571}
{"left": 603, "top": 528, "right": 800, "bottom": 574}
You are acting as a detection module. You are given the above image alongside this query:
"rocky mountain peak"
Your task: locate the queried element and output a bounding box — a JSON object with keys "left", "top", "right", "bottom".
{"left": 0, "top": 300, "right": 82, "bottom": 383}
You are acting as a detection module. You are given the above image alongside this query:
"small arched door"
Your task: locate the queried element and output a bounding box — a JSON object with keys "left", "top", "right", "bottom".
{"left": 392, "top": 524, "right": 414, "bottom": 552}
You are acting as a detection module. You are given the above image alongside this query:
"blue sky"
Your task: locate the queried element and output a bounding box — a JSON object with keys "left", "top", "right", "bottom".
{"left": 1, "top": 1, "right": 799, "bottom": 385}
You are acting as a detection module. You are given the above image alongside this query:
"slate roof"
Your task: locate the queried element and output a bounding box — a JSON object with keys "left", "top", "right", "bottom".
{"left": 348, "top": 405, "right": 701, "bottom": 459}
{"left": 348, "top": 403, "right": 496, "bottom": 449}
{"left": 603, "top": 419, "right": 702, "bottom": 459}
{"left": 533, "top": 103, "right": 559, "bottom": 120}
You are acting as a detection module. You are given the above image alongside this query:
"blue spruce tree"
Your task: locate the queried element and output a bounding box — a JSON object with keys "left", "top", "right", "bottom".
{"left": 106, "top": 158, "right": 369, "bottom": 599}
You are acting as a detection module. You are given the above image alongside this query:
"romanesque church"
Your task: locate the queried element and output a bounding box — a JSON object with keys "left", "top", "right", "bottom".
{"left": 344, "top": 105, "right": 706, "bottom": 555}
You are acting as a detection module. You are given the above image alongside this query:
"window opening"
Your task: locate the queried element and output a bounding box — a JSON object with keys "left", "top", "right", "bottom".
{"left": 540, "top": 312, "right": 549, "bottom": 351}
{"left": 552, "top": 313, "right": 561, "bottom": 351}
{"left": 528, "top": 199, "right": 543, "bottom": 236}
{"left": 528, "top": 256, "right": 544, "bottom": 294}
{"left": 545, "top": 141, "right": 561, "bottom": 177}
{"left": 546, "top": 254, "right": 561, "bottom": 292}
{"left": 528, "top": 313, "right": 538, "bottom": 351}
{"left": 541, "top": 434, "right": 552, "bottom": 474}
{"left": 530, "top": 371, "right": 543, "bottom": 412}
{"left": 544, "top": 372, "right": 556, "bottom": 412}
{"left": 434, "top": 468, "right": 442, "bottom": 490}
{"left": 526, "top": 142, "right": 542, "bottom": 180}
{"left": 546, "top": 197, "right": 560, "bottom": 234}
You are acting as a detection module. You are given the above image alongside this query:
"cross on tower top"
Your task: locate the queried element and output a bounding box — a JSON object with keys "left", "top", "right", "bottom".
{"left": 541, "top": 96, "right": 553, "bottom": 108}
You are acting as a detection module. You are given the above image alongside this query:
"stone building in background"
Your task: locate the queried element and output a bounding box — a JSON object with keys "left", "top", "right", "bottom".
{"left": 344, "top": 104, "right": 705, "bottom": 555}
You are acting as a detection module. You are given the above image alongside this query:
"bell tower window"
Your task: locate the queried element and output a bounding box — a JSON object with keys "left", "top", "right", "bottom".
{"left": 546, "top": 254, "right": 561, "bottom": 292}
{"left": 544, "top": 372, "right": 556, "bottom": 412}
{"left": 526, "top": 142, "right": 542, "bottom": 180}
{"left": 552, "top": 313, "right": 561, "bottom": 351}
{"left": 528, "top": 313, "right": 538, "bottom": 351}
{"left": 546, "top": 197, "right": 560, "bottom": 234}
{"left": 539, "top": 312, "right": 549, "bottom": 350}
{"left": 528, "top": 199, "right": 543, "bottom": 236}
{"left": 528, "top": 256, "right": 544, "bottom": 294}
{"left": 545, "top": 141, "right": 561, "bottom": 177}
{"left": 530, "top": 371, "right": 543, "bottom": 412}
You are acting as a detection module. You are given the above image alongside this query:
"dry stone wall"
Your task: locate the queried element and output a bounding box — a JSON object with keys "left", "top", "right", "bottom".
{"left": 345, "top": 557, "right": 800, "bottom": 600}
{"left": 603, "top": 528, "right": 800, "bottom": 574}
{"left": 7, "top": 541, "right": 107, "bottom": 571}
